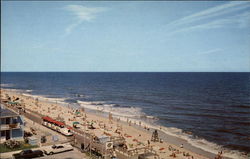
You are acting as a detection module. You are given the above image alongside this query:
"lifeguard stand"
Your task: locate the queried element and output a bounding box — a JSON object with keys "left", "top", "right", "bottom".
{"left": 151, "top": 130, "right": 159, "bottom": 142}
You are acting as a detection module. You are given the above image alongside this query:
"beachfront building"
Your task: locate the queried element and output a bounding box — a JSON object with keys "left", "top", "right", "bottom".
{"left": 0, "top": 105, "right": 24, "bottom": 142}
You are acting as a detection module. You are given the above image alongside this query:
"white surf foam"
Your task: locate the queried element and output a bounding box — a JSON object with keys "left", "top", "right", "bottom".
{"left": 184, "top": 137, "right": 247, "bottom": 159}
{"left": 25, "top": 90, "right": 33, "bottom": 93}
{"left": 0, "top": 83, "right": 14, "bottom": 87}
{"left": 1, "top": 88, "right": 33, "bottom": 94}
{"left": 21, "top": 93, "right": 68, "bottom": 105}
{"left": 77, "top": 100, "right": 146, "bottom": 118}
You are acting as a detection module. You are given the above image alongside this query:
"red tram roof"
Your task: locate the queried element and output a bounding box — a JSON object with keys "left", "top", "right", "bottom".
{"left": 55, "top": 121, "right": 65, "bottom": 126}
{"left": 42, "top": 116, "right": 54, "bottom": 122}
{"left": 42, "top": 116, "right": 65, "bottom": 126}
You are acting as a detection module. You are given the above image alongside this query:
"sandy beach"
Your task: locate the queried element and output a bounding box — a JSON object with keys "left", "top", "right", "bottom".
{"left": 1, "top": 88, "right": 230, "bottom": 159}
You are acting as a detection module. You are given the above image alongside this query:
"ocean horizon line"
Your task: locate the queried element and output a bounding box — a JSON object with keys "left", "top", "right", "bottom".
{"left": 1, "top": 71, "right": 250, "bottom": 73}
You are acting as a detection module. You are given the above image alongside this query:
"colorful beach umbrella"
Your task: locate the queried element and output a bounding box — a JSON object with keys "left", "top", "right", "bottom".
{"left": 73, "top": 121, "right": 80, "bottom": 125}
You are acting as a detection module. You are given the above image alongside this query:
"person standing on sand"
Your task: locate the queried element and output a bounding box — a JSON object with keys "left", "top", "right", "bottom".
{"left": 180, "top": 144, "right": 183, "bottom": 148}
{"left": 123, "top": 143, "right": 128, "bottom": 150}
{"left": 215, "top": 151, "right": 223, "bottom": 159}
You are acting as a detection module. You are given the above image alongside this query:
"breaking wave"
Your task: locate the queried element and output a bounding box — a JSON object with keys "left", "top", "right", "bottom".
{"left": 0, "top": 83, "right": 14, "bottom": 87}
{"left": 77, "top": 100, "right": 147, "bottom": 118}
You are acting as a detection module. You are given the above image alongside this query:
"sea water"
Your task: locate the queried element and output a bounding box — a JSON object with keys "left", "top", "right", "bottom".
{"left": 1, "top": 72, "right": 249, "bottom": 158}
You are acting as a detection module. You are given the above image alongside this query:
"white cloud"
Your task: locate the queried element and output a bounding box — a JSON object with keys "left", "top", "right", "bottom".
{"left": 65, "top": 20, "right": 82, "bottom": 36}
{"left": 66, "top": 5, "right": 106, "bottom": 21}
{"left": 168, "top": 1, "right": 249, "bottom": 27}
{"left": 197, "top": 48, "right": 223, "bottom": 55}
{"left": 166, "top": 1, "right": 250, "bottom": 36}
{"left": 170, "top": 10, "right": 250, "bottom": 36}
{"left": 64, "top": 5, "right": 107, "bottom": 36}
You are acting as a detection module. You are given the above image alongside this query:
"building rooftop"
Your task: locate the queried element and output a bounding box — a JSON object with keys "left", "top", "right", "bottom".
{"left": 0, "top": 105, "right": 19, "bottom": 118}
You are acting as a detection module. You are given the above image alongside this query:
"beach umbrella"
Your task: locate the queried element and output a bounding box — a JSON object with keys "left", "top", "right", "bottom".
{"left": 75, "top": 111, "right": 80, "bottom": 115}
{"left": 73, "top": 121, "right": 80, "bottom": 125}
{"left": 8, "top": 101, "right": 19, "bottom": 105}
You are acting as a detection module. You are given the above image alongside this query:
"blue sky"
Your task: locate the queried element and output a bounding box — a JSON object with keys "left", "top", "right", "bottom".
{"left": 1, "top": 1, "right": 250, "bottom": 72}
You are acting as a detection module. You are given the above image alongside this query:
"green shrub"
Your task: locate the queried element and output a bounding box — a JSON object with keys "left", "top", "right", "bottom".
{"left": 0, "top": 141, "right": 38, "bottom": 153}
{"left": 4, "top": 140, "right": 21, "bottom": 149}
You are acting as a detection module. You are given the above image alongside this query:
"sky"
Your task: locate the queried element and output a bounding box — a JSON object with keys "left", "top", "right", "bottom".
{"left": 1, "top": 1, "right": 250, "bottom": 72}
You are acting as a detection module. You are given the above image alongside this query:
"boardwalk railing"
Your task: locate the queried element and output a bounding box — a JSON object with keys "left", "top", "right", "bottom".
{"left": 115, "top": 146, "right": 159, "bottom": 158}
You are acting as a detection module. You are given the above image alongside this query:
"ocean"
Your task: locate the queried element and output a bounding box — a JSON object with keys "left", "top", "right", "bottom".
{"left": 1, "top": 72, "right": 249, "bottom": 157}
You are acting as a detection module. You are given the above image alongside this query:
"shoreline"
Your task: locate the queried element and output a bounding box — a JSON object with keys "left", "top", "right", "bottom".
{"left": 1, "top": 88, "right": 247, "bottom": 159}
{"left": 86, "top": 110, "right": 234, "bottom": 159}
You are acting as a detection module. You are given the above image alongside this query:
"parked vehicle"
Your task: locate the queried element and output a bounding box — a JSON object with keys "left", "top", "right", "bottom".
{"left": 43, "top": 143, "right": 73, "bottom": 155}
{"left": 12, "top": 149, "right": 43, "bottom": 159}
